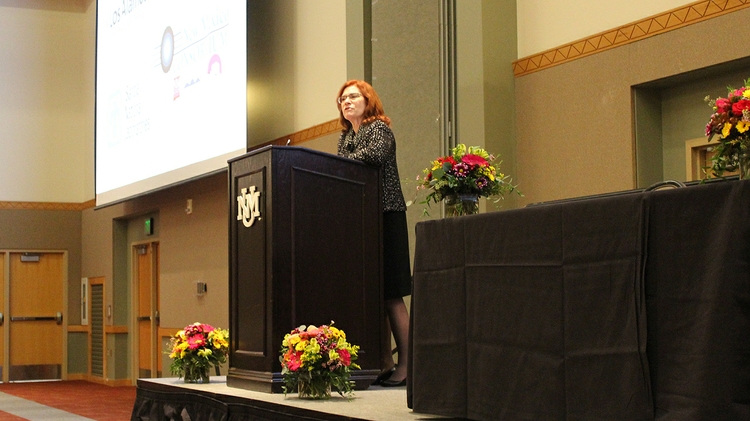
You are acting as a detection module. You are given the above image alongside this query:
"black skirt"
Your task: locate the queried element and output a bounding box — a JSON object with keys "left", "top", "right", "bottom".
{"left": 383, "top": 211, "right": 412, "bottom": 299}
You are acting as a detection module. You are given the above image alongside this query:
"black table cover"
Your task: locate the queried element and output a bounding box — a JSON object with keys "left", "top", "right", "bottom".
{"left": 645, "top": 180, "right": 750, "bottom": 420}
{"left": 410, "top": 179, "right": 750, "bottom": 421}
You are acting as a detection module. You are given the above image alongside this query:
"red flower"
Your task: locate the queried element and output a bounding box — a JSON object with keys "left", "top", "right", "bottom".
{"left": 732, "top": 99, "right": 750, "bottom": 117}
{"left": 337, "top": 349, "right": 351, "bottom": 366}
{"left": 461, "top": 154, "right": 488, "bottom": 167}
{"left": 437, "top": 156, "right": 457, "bottom": 166}
{"left": 285, "top": 350, "right": 302, "bottom": 371}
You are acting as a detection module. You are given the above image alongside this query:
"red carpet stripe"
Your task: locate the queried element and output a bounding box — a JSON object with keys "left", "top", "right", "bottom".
{"left": 0, "top": 381, "right": 135, "bottom": 421}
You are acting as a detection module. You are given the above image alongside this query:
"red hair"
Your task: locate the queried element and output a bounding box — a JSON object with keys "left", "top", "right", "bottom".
{"left": 337, "top": 80, "right": 391, "bottom": 132}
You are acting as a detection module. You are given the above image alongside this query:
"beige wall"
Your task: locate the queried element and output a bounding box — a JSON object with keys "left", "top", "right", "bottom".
{"left": 516, "top": 0, "right": 693, "bottom": 57}
{"left": 246, "top": 1, "right": 347, "bottom": 149}
{"left": 81, "top": 173, "right": 228, "bottom": 331}
{"left": 0, "top": 1, "right": 95, "bottom": 202}
{"left": 514, "top": 7, "right": 750, "bottom": 205}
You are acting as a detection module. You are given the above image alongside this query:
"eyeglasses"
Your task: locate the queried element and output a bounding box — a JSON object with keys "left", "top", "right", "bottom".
{"left": 337, "top": 93, "right": 363, "bottom": 104}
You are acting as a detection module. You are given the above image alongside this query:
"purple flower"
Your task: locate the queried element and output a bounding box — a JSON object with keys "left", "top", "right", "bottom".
{"left": 452, "top": 162, "right": 471, "bottom": 178}
{"left": 475, "top": 177, "right": 488, "bottom": 189}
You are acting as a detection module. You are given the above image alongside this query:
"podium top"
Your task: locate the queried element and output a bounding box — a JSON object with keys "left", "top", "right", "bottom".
{"left": 228, "top": 144, "right": 374, "bottom": 169}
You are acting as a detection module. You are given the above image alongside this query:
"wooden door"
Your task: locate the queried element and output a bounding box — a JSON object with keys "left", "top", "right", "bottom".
{"left": 8, "top": 252, "right": 64, "bottom": 381}
{"left": 1, "top": 252, "right": 5, "bottom": 382}
{"left": 135, "top": 243, "right": 160, "bottom": 378}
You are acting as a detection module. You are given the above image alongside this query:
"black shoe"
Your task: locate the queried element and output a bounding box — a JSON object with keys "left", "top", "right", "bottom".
{"left": 373, "top": 367, "right": 395, "bottom": 385}
{"left": 380, "top": 377, "right": 406, "bottom": 387}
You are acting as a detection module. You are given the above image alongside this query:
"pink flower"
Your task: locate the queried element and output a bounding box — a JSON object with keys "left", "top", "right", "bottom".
{"left": 716, "top": 97, "right": 731, "bottom": 113}
{"left": 187, "top": 334, "right": 207, "bottom": 350}
{"left": 461, "top": 154, "right": 488, "bottom": 167}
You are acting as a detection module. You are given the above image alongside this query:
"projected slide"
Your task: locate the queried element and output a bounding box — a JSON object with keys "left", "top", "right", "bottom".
{"left": 96, "top": 0, "right": 247, "bottom": 206}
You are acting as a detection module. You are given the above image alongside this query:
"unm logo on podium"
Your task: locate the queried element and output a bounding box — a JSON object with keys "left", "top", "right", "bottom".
{"left": 236, "top": 186, "right": 261, "bottom": 227}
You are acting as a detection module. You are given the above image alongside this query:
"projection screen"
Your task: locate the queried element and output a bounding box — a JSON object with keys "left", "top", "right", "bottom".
{"left": 95, "top": 0, "right": 247, "bottom": 207}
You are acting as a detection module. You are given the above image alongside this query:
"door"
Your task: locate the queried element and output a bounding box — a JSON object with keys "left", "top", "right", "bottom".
{"left": 1, "top": 252, "right": 5, "bottom": 382}
{"left": 135, "top": 242, "right": 160, "bottom": 378}
{"left": 8, "top": 252, "right": 65, "bottom": 381}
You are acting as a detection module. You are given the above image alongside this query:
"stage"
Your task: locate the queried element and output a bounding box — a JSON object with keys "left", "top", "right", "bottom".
{"left": 131, "top": 376, "right": 456, "bottom": 421}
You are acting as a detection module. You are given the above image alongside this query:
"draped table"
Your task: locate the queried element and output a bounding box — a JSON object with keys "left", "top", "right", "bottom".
{"left": 408, "top": 179, "right": 750, "bottom": 421}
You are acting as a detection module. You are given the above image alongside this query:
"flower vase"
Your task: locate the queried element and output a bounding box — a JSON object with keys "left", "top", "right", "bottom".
{"left": 298, "top": 377, "right": 332, "bottom": 399}
{"left": 183, "top": 363, "right": 210, "bottom": 384}
{"left": 445, "top": 194, "right": 480, "bottom": 217}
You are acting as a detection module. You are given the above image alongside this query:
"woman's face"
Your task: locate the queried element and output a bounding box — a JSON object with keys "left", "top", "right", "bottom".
{"left": 340, "top": 85, "right": 366, "bottom": 125}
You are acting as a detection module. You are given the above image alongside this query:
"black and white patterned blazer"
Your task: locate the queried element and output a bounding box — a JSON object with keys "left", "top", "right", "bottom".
{"left": 337, "top": 119, "right": 407, "bottom": 212}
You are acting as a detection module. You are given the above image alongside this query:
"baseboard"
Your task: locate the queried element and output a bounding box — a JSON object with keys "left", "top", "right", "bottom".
{"left": 67, "top": 373, "right": 133, "bottom": 387}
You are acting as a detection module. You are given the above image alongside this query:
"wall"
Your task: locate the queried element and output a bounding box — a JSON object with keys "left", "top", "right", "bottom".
{"left": 371, "top": 0, "right": 442, "bottom": 243}
{"left": 246, "top": 1, "right": 347, "bottom": 148}
{"left": 516, "top": 0, "right": 693, "bottom": 57}
{"left": 0, "top": 0, "right": 94, "bottom": 202}
{"left": 80, "top": 172, "right": 228, "bottom": 379}
{"left": 480, "top": 0, "right": 519, "bottom": 209}
{"left": 514, "top": 7, "right": 750, "bottom": 205}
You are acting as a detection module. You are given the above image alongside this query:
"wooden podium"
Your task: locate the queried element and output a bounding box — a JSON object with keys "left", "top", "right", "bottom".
{"left": 226, "top": 146, "right": 387, "bottom": 393}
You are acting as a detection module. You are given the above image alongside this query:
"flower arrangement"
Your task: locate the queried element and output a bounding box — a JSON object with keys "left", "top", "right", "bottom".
{"left": 168, "top": 322, "right": 229, "bottom": 383}
{"left": 279, "top": 322, "right": 360, "bottom": 399}
{"left": 414, "top": 143, "right": 519, "bottom": 216}
{"left": 704, "top": 79, "right": 750, "bottom": 179}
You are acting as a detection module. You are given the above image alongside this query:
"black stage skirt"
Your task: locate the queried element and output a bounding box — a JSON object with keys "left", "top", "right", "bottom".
{"left": 383, "top": 211, "right": 412, "bottom": 299}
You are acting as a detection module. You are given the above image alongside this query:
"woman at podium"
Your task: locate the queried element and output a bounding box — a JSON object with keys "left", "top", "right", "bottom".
{"left": 336, "top": 80, "right": 410, "bottom": 387}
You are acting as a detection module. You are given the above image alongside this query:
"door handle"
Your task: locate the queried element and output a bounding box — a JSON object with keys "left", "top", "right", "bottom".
{"left": 137, "top": 316, "right": 151, "bottom": 321}
{"left": 155, "top": 311, "right": 160, "bottom": 327}
{"left": 0, "top": 312, "right": 3, "bottom": 326}
{"left": 11, "top": 313, "right": 64, "bottom": 325}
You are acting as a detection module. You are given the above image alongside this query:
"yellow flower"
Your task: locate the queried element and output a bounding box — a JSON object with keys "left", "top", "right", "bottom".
{"left": 295, "top": 339, "right": 308, "bottom": 352}
{"left": 213, "top": 337, "right": 228, "bottom": 349}
{"left": 328, "top": 326, "right": 344, "bottom": 340}
{"left": 284, "top": 333, "right": 300, "bottom": 348}
{"left": 722, "top": 122, "right": 733, "bottom": 138}
{"left": 467, "top": 145, "right": 491, "bottom": 160}
{"left": 328, "top": 349, "right": 340, "bottom": 361}
{"left": 744, "top": 90, "right": 750, "bottom": 99}
{"left": 481, "top": 166, "right": 496, "bottom": 181}
{"left": 737, "top": 120, "right": 750, "bottom": 134}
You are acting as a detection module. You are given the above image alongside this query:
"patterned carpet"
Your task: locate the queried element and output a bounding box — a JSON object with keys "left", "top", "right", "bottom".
{"left": 0, "top": 380, "right": 136, "bottom": 421}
